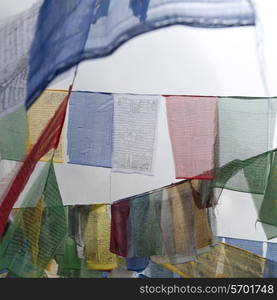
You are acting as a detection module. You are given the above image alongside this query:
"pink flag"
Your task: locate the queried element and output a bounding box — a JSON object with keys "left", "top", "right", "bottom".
{"left": 165, "top": 96, "right": 217, "bottom": 180}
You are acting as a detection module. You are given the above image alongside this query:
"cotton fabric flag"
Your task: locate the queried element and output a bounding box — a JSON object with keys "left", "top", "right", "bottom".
{"left": 112, "top": 94, "right": 160, "bottom": 175}
{"left": 67, "top": 91, "right": 113, "bottom": 168}
{"left": 166, "top": 96, "right": 217, "bottom": 179}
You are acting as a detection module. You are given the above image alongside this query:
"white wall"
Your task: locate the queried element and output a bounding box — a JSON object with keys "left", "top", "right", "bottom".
{"left": 1, "top": 0, "right": 277, "bottom": 243}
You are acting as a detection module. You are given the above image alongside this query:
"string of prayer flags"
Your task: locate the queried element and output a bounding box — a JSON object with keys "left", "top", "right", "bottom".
{"left": 0, "top": 89, "right": 71, "bottom": 236}
{"left": 112, "top": 94, "right": 160, "bottom": 175}
{"left": 110, "top": 180, "right": 215, "bottom": 262}
{"left": 166, "top": 97, "right": 277, "bottom": 189}
{"left": 67, "top": 91, "right": 113, "bottom": 168}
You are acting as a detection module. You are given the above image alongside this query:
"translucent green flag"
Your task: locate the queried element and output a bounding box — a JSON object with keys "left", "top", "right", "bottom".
{"left": 0, "top": 161, "right": 67, "bottom": 277}
{"left": 259, "top": 151, "right": 277, "bottom": 228}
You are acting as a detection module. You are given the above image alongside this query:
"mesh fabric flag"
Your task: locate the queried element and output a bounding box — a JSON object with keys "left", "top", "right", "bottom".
{"left": 67, "top": 91, "right": 113, "bottom": 168}
{"left": 210, "top": 149, "right": 277, "bottom": 239}
{"left": 127, "top": 191, "right": 163, "bottom": 257}
{"left": 27, "top": 90, "right": 67, "bottom": 163}
{"left": 0, "top": 161, "right": 67, "bottom": 278}
{"left": 83, "top": 204, "right": 117, "bottom": 271}
{"left": 56, "top": 236, "right": 103, "bottom": 278}
{"left": 110, "top": 199, "right": 130, "bottom": 257}
{"left": 152, "top": 180, "right": 215, "bottom": 265}
{"left": 112, "top": 94, "right": 160, "bottom": 175}
{"left": 166, "top": 96, "right": 217, "bottom": 179}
